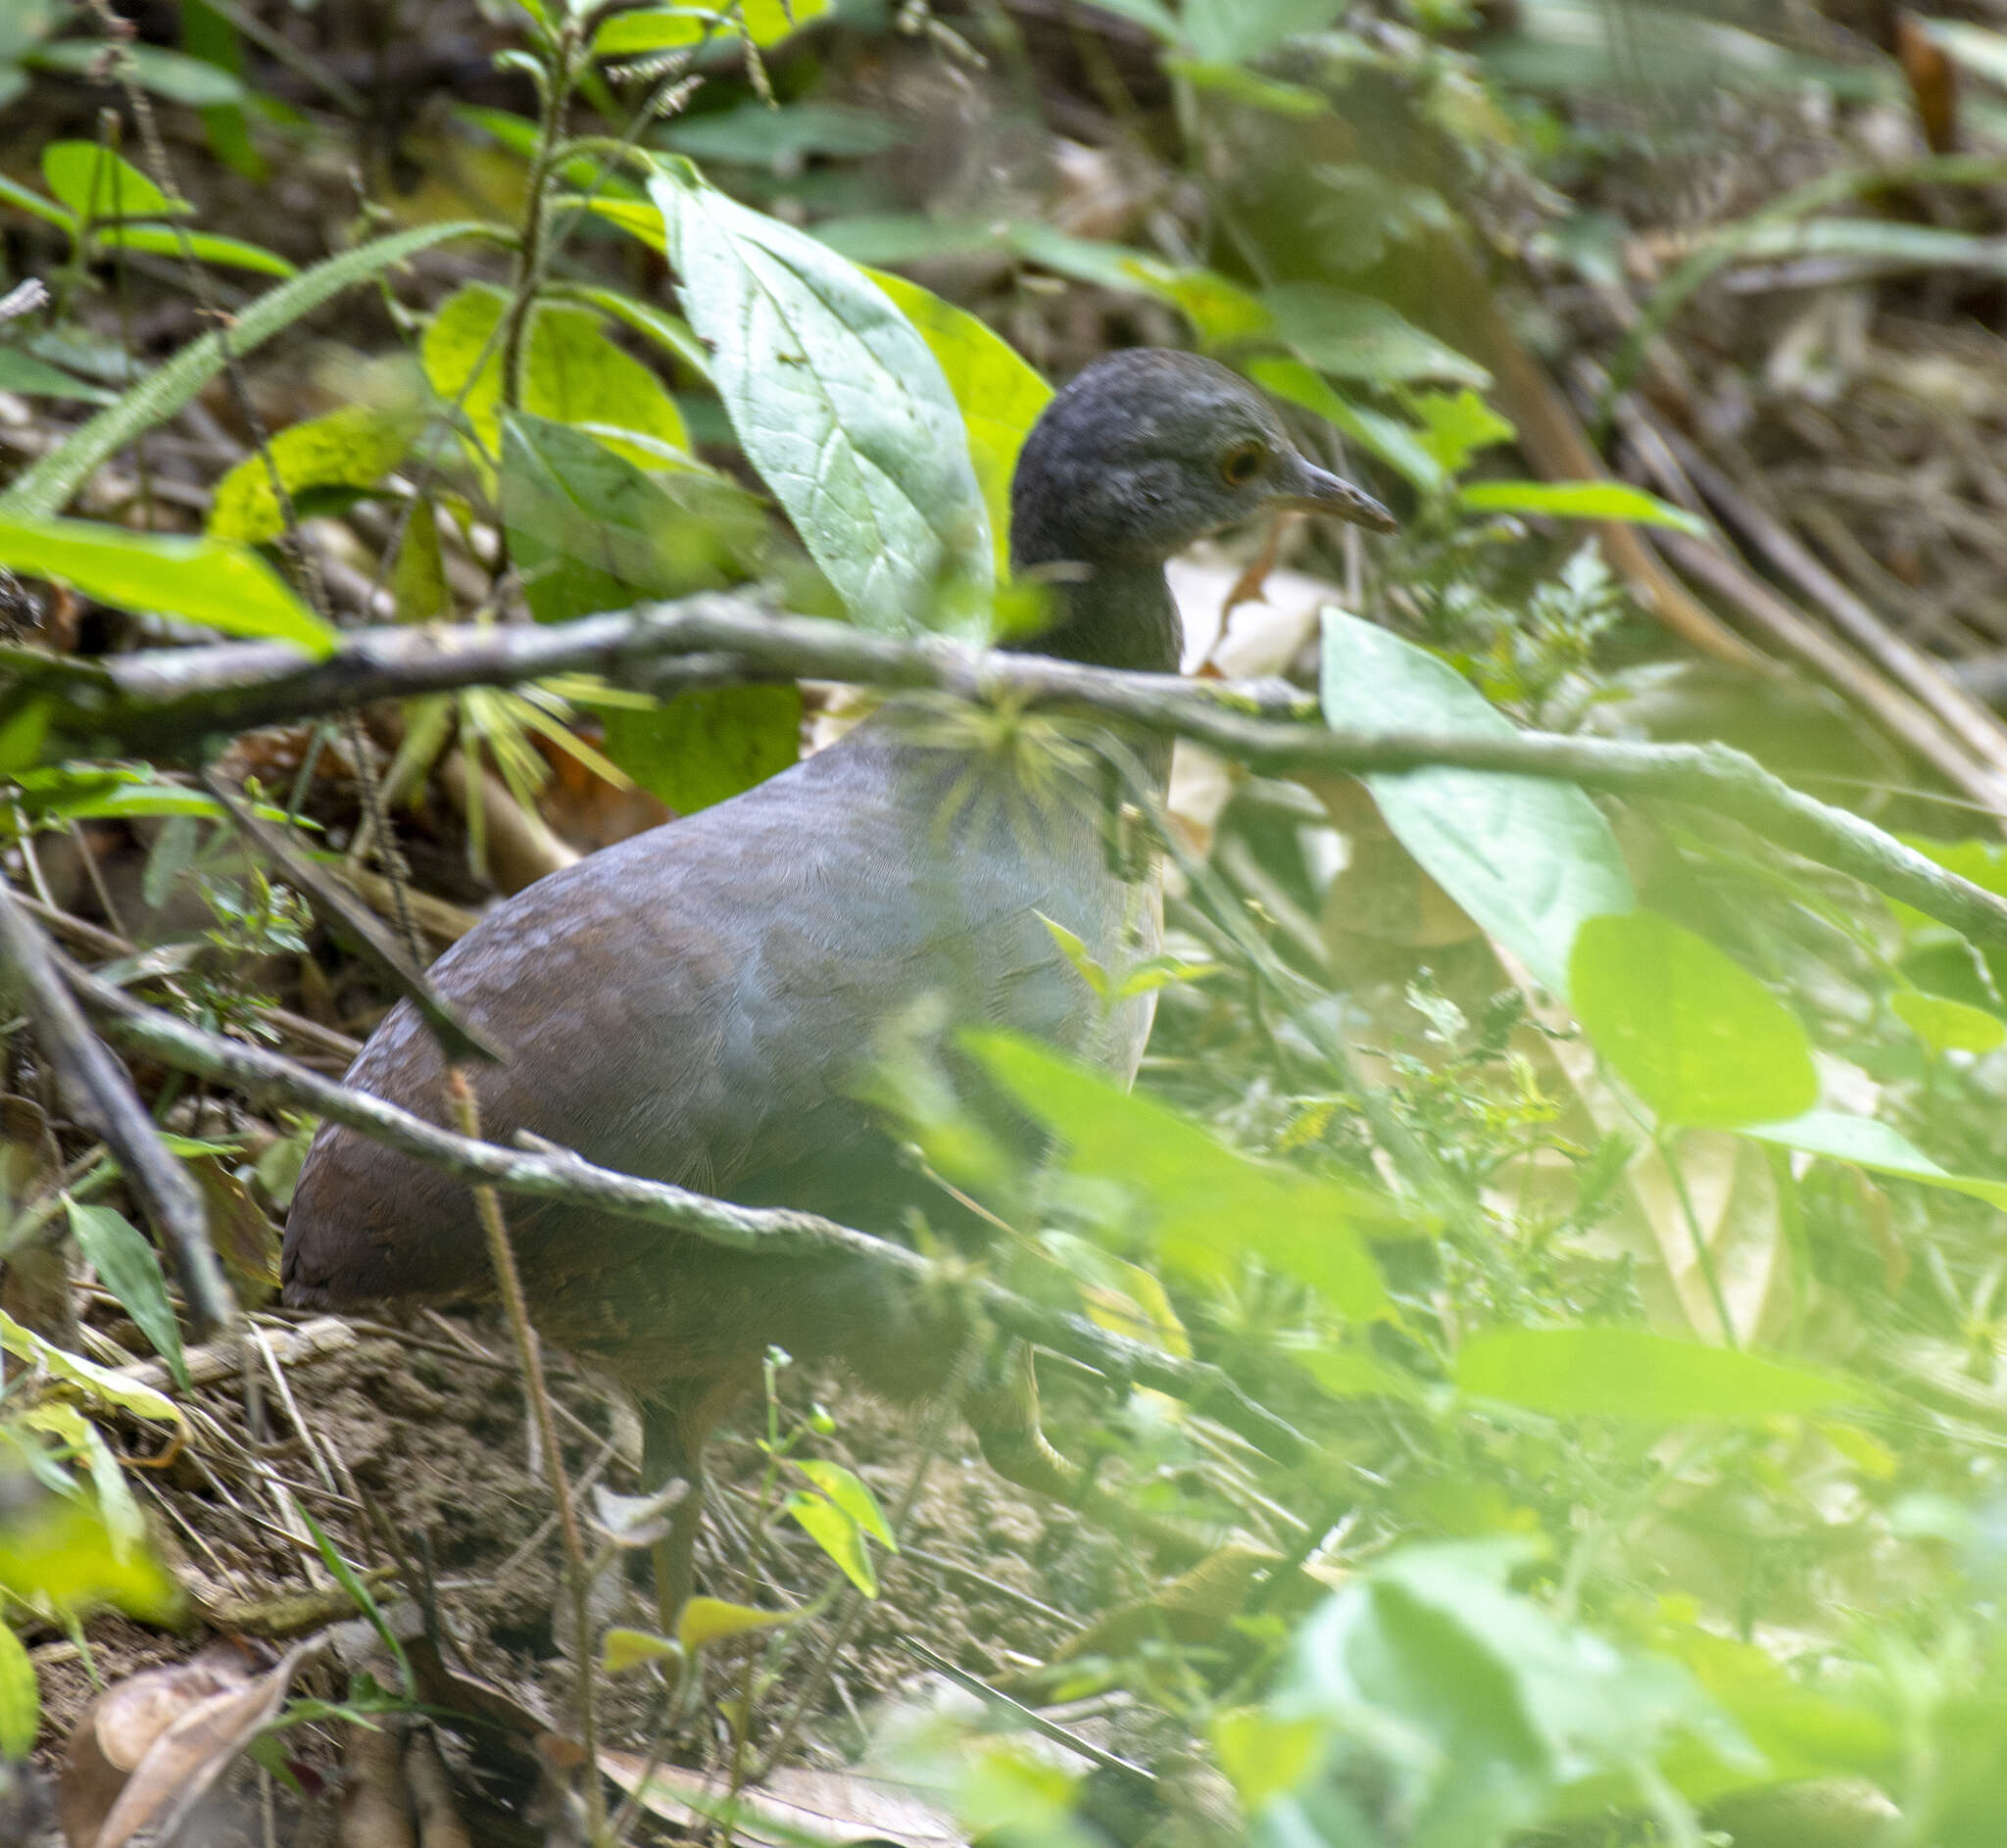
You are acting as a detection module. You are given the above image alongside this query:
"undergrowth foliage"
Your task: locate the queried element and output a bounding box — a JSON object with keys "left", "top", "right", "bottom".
{"left": 6, "top": 0, "right": 2007, "bottom": 1842}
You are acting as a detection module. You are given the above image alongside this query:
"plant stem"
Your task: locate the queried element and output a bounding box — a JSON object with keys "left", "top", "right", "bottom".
{"left": 445, "top": 1068, "right": 608, "bottom": 1843}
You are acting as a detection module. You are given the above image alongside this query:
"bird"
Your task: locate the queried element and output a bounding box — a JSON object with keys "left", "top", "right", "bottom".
{"left": 281, "top": 347, "right": 1395, "bottom": 1619}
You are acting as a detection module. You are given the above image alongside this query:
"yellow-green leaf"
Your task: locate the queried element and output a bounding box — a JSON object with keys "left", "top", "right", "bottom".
{"left": 0, "top": 1624, "right": 36, "bottom": 1760}
{"left": 677, "top": 1595, "right": 801, "bottom": 1652}
{"left": 210, "top": 405, "right": 421, "bottom": 544}
{"left": 0, "top": 515, "right": 334, "bottom": 655}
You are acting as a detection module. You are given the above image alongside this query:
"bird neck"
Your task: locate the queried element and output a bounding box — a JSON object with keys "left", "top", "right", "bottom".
{"left": 1002, "top": 557, "right": 1183, "bottom": 678}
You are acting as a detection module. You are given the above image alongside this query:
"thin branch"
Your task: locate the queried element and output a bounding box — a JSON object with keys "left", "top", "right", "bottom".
{"left": 0, "top": 881, "right": 235, "bottom": 1337}
{"left": 32, "top": 597, "right": 2007, "bottom": 948}
{"left": 64, "top": 961, "right": 1310, "bottom": 1469}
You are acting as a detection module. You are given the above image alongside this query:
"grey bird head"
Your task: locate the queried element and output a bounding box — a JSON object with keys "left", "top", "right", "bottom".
{"left": 1008, "top": 348, "right": 1396, "bottom": 577}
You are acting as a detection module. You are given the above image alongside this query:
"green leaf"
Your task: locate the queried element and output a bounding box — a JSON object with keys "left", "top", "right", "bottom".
{"left": 1263, "top": 281, "right": 1490, "bottom": 387}
{"left": 29, "top": 39, "right": 246, "bottom": 106}
{"left": 602, "top": 685, "right": 801, "bottom": 814}
{"left": 422, "top": 285, "right": 689, "bottom": 466}
{"left": 1164, "top": 56, "right": 1330, "bottom": 115}
{"left": 651, "top": 164, "right": 992, "bottom": 631}
{"left": 791, "top": 1458, "right": 897, "bottom": 1550}
{"left": 1281, "top": 1539, "right": 1754, "bottom": 1843}
{"left": 64, "top": 1199, "right": 188, "bottom": 1392}
{"left": 0, "top": 349, "right": 116, "bottom": 404}
{"left": 964, "top": 1030, "right": 1400, "bottom": 1322}
{"left": 594, "top": 0, "right": 830, "bottom": 55}
{"left": 1742, "top": 1109, "right": 2007, "bottom": 1213}
{"left": 210, "top": 405, "right": 420, "bottom": 544}
{"left": 0, "top": 515, "right": 334, "bottom": 655}
{"left": 1458, "top": 479, "right": 1707, "bottom": 535}
{"left": 863, "top": 269, "right": 1051, "bottom": 577}
{"left": 40, "top": 141, "right": 188, "bottom": 222}
{"left": 602, "top": 1626, "right": 681, "bottom": 1673}
{"left": 500, "top": 412, "right": 761, "bottom": 623}
{"left": 558, "top": 284, "right": 712, "bottom": 379}
{"left": 298, "top": 1504, "right": 411, "bottom": 1694}
{"left": 1212, "top": 1708, "right": 1325, "bottom": 1814}
{"left": 93, "top": 224, "right": 296, "bottom": 278}
{"left": 0, "top": 1308, "right": 182, "bottom": 1432}
{"left": 1455, "top": 1326, "right": 1856, "bottom": 1423}
{"left": 1319, "top": 609, "right": 1636, "bottom": 997}
{"left": 1179, "top": 0, "right": 1346, "bottom": 62}
{"left": 0, "top": 171, "right": 74, "bottom": 231}
{"left": 678, "top": 1594, "right": 801, "bottom": 1651}
{"left": 662, "top": 99, "right": 910, "bottom": 164}
{"left": 1247, "top": 356, "right": 1443, "bottom": 494}
{"left": 3, "top": 220, "right": 501, "bottom": 519}
{"left": 1409, "top": 389, "right": 1515, "bottom": 475}
{"left": 785, "top": 1490, "right": 877, "bottom": 1596}
{"left": 1570, "top": 911, "right": 1818, "bottom": 1127}
{"left": 0, "top": 1623, "right": 37, "bottom": 1761}
{"left": 1892, "top": 990, "right": 2007, "bottom": 1055}
{"left": 0, "top": 1479, "right": 175, "bottom": 1620}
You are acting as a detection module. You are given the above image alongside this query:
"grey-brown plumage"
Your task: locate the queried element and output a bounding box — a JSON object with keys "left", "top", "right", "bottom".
{"left": 281, "top": 349, "right": 1394, "bottom": 1607}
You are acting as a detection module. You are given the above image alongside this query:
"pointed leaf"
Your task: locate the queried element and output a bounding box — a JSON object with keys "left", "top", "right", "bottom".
{"left": 1320, "top": 609, "right": 1636, "bottom": 997}
{"left": 64, "top": 1199, "right": 187, "bottom": 1391}
{"left": 1570, "top": 910, "right": 1817, "bottom": 1128}
{"left": 0, "top": 1623, "right": 36, "bottom": 1760}
{"left": 651, "top": 164, "right": 991, "bottom": 631}
{"left": 791, "top": 1459, "right": 896, "bottom": 1550}
{"left": 210, "top": 405, "right": 421, "bottom": 544}
{"left": 785, "top": 1491, "right": 877, "bottom": 1596}
{"left": 0, "top": 515, "right": 333, "bottom": 654}
{"left": 40, "top": 142, "right": 187, "bottom": 221}
{"left": 678, "top": 1595, "right": 802, "bottom": 1652}
{"left": 1455, "top": 1325, "right": 1856, "bottom": 1423}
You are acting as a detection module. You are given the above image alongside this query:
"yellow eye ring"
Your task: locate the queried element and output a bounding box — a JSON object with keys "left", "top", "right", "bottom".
{"left": 1220, "top": 442, "right": 1266, "bottom": 486}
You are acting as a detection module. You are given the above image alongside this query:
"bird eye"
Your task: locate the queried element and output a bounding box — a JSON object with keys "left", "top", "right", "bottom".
{"left": 1219, "top": 441, "right": 1266, "bottom": 486}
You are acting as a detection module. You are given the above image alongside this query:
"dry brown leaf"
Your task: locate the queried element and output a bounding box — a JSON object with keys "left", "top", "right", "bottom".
{"left": 67, "top": 1639, "right": 315, "bottom": 1848}
{"left": 598, "top": 1753, "right": 964, "bottom": 1848}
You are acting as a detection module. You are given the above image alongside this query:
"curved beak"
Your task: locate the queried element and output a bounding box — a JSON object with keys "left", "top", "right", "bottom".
{"left": 1277, "top": 456, "right": 1398, "bottom": 534}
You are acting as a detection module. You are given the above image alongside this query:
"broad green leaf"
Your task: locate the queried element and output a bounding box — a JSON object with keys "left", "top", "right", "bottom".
{"left": 1212, "top": 1709, "right": 1325, "bottom": 1814}
{"left": 17, "top": 1404, "right": 144, "bottom": 1563}
{"left": 1458, "top": 479, "right": 1707, "bottom": 535}
{"left": 1409, "top": 389, "right": 1515, "bottom": 475}
{"left": 0, "top": 1308, "right": 181, "bottom": 1432}
{"left": 500, "top": 412, "right": 761, "bottom": 623}
{"left": 785, "top": 1490, "right": 877, "bottom": 1596}
{"left": 594, "top": 0, "right": 830, "bottom": 55}
{"left": 1743, "top": 1109, "right": 2007, "bottom": 1213}
{"left": 1455, "top": 1326, "right": 1856, "bottom": 1422}
{"left": 1125, "top": 262, "right": 1275, "bottom": 346}
{"left": 863, "top": 269, "right": 1051, "bottom": 577}
{"left": 678, "top": 1595, "right": 801, "bottom": 1651}
{"left": 29, "top": 39, "right": 246, "bottom": 106}
{"left": 1281, "top": 1540, "right": 1754, "bottom": 1844}
{"left": 1248, "top": 356, "right": 1443, "bottom": 494}
{"left": 1570, "top": 911, "right": 1818, "bottom": 1127}
{"left": 791, "top": 1459, "right": 897, "bottom": 1549}
{"left": 662, "top": 99, "right": 909, "bottom": 164}
{"left": 210, "top": 405, "right": 420, "bottom": 543}
{"left": 965, "top": 1030, "right": 1399, "bottom": 1322}
{"left": 0, "top": 349, "right": 115, "bottom": 404}
{"left": 1264, "top": 281, "right": 1490, "bottom": 387}
{"left": 603, "top": 1626, "right": 680, "bottom": 1673}
{"left": 65, "top": 1199, "right": 188, "bottom": 1391}
{"left": 3, "top": 220, "right": 501, "bottom": 518}
{"left": 651, "top": 164, "right": 992, "bottom": 630}
{"left": 1320, "top": 609, "right": 1636, "bottom": 997}
{"left": 1180, "top": 0, "right": 1346, "bottom": 62}
{"left": 40, "top": 142, "right": 187, "bottom": 221}
{"left": 602, "top": 685, "right": 801, "bottom": 814}
{"left": 0, "top": 1623, "right": 35, "bottom": 1760}
{"left": 93, "top": 224, "right": 296, "bottom": 278}
{"left": 0, "top": 516, "right": 333, "bottom": 655}
{"left": 422, "top": 285, "right": 688, "bottom": 466}
{"left": 0, "top": 1482, "right": 175, "bottom": 1620}
{"left": 1892, "top": 990, "right": 2007, "bottom": 1055}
